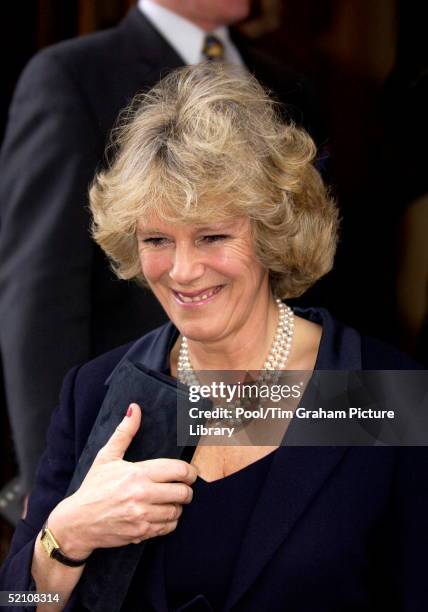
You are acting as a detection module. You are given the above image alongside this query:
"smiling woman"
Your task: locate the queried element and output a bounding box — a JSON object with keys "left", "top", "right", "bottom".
{"left": 136, "top": 216, "right": 272, "bottom": 355}
{"left": 90, "top": 63, "right": 337, "bottom": 370}
{"left": 1, "top": 63, "right": 427, "bottom": 612}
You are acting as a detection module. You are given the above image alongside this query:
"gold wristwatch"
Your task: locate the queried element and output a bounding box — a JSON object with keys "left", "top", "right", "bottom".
{"left": 40, "top": 522, "right": 89, "bottom": 567}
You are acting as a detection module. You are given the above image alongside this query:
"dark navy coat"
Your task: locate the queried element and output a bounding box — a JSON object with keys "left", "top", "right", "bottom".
{"left": 1, "top": 308, "right": 427, "bottom": 611}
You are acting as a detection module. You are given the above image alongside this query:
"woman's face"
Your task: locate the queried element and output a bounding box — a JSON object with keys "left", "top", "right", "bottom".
{"left": 136, "top": 215, "right": 270, "bottom": 343}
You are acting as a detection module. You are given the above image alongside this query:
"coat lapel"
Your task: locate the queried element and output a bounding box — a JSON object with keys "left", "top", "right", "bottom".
{"left": 95, "top": 8, "right": 185, "bottom": 140}
{"left": 224, "top": 445, "right": 348, "bottom": 609}
{"left": 119, "top": 7, "right": 185, "bottom": 70}
{"left": 224, "top": 307, "right": 361, "bottom": 609}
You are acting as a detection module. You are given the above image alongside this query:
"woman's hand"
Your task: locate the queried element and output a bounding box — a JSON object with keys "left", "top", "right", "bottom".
{"left": 47, "top": 403, "right": 197, "bottom": 559}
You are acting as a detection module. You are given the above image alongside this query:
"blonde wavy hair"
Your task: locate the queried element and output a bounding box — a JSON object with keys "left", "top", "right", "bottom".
{"left": 90, "top": 63, "right": 338, "bottom": 298}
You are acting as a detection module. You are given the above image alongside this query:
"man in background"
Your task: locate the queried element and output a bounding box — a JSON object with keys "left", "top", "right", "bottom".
{"left": 0, "top": 0, "right": 324, "bottom": 503}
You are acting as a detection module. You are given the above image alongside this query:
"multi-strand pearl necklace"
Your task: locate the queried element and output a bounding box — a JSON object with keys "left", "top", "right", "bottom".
{"left": 177, "top": 299, "right": 294, "bottom": 427}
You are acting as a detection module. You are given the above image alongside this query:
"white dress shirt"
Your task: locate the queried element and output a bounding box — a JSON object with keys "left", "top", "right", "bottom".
{"left": 138, "top": 0, "right": 244, "bottom": 65}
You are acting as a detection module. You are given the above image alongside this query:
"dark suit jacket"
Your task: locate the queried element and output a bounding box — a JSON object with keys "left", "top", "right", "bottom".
{"left": 1, "top": 307, "right": 427, "bottom": 612}
{"left": 0, "top": 7, "right": 325, "bottom": 490}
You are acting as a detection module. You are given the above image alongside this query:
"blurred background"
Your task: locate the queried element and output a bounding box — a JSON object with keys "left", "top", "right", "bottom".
{"left": 1, "top": 0, "right": 427, "bottom": 561}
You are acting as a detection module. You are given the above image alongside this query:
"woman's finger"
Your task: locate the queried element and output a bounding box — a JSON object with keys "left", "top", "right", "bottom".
{"left": 94, "top": 403, "right": 142, "bottom": 464}
{"left": 142, "top": 503, "right": 183, "bottom": 523}
{"left": 137, "top": 458, "right": 198, "bottom": 485}
{"left": 138, "top": 481, "right": 194, "bottom": 505}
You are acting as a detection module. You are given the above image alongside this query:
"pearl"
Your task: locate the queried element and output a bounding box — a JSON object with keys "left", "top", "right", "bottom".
{"left": 177, "top": 299, "right": 295, "bottom": 428}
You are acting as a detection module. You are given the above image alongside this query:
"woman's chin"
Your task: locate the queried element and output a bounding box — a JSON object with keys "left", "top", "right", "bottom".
{"left": 176, "top": 321, "right": 222, "bottom": 343}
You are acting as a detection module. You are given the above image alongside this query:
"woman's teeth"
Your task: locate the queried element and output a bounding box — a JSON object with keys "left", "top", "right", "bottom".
{"left": 176, "top": 286, "right": 222, "bottom": 303}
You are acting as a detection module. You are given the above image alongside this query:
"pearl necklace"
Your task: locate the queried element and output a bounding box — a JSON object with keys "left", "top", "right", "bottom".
{"left": 177, "top": 299, "right": 295, "bottom": 428}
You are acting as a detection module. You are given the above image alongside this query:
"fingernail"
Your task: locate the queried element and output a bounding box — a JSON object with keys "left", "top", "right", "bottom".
{"left": 126, "top": 405, "right": 133, "bottom": 417}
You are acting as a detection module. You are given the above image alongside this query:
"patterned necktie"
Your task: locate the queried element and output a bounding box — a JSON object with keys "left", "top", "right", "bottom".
{"left": 202, "top": 34, "right": 225, "bottom": 62}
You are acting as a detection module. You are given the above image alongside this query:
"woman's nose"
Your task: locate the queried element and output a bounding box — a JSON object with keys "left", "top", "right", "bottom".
{"left": 168, "top": 243, "right": 204, "bottom": 284}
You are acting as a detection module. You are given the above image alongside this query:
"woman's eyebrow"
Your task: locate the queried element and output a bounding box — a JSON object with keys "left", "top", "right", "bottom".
{"left": 195, "top": 222, "right": 237, "bottom": 231}
{"left": 136, "top": 228, "right": 168, "bottom": 235}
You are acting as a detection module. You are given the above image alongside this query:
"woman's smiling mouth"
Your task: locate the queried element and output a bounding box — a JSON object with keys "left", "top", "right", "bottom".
{"left": 172, "top": 285, "right": 224, "bottom": 306}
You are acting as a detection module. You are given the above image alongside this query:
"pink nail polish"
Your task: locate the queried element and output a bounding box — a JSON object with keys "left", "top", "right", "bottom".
{"left": 126, "top": 405, "right": 133, "bottom": 417}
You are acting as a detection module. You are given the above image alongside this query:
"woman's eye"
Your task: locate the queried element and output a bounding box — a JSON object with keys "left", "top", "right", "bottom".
{"left": 201, "top": 234, "right": 229, "bottom": 244}
{"left": 141, "top": 237, "right": 169, "bottom": 246}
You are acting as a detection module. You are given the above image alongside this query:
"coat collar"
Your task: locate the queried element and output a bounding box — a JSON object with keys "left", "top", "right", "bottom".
{"left": 105, "top": 305, "right": 362, "bottom": 381}
{"left": 72, "top": 307, "right": 361, "bottom": 611}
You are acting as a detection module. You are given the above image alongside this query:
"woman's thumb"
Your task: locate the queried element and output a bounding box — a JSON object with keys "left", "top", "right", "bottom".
{"left": 95, "top": 402, "right": 142, "bottom": 463}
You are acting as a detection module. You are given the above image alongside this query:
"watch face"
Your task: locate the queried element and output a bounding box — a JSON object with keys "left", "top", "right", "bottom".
{"left": 41, "top": 529, "right": 58, "bottom": 556}
{"left": 40, "top": 526, "right": 86, "bottom": 566}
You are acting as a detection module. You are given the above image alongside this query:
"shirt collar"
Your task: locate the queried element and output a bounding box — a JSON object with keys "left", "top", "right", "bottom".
{"left": 138, "top": 0, "right": 244, "bottom": 65}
